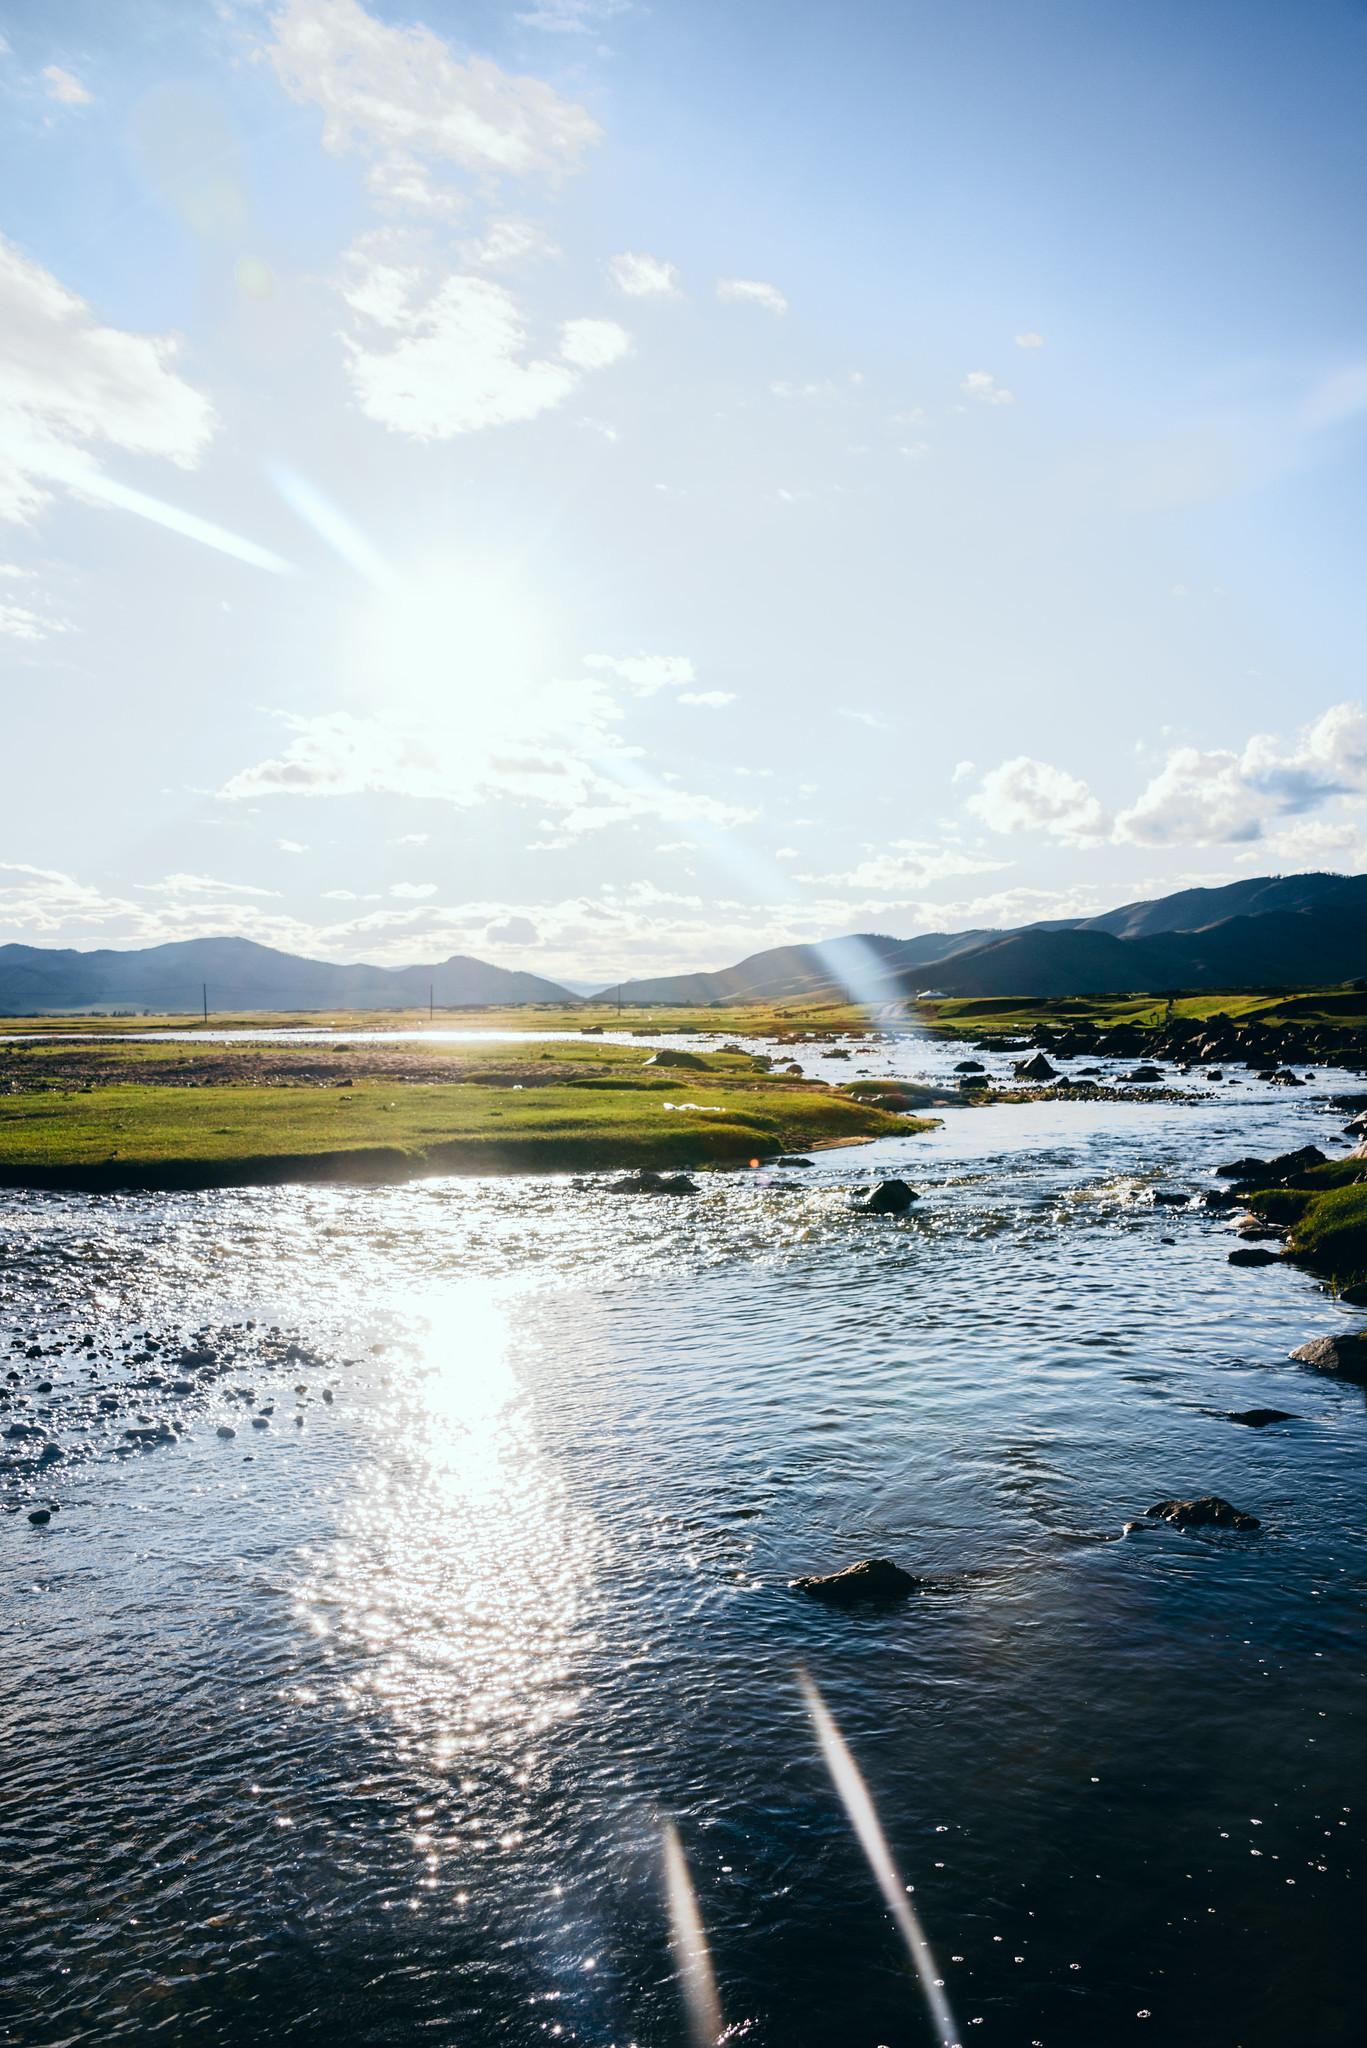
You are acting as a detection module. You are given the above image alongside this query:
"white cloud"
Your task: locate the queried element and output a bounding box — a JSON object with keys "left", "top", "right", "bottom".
{"left": 583, "top": 652, "right": 694, "bottom": 693}
{"left": 217, "top": 655, "right": 752, "bottom": 839}
{"left": 1115, "top": 701, "right": 1367, "bottom": 847}
{"left": 392, "top": 831, "right": 430, "bottom": 845}
{"left": 390, "top": 880, "right": 437, "bottom": 898}
{"left": 677, "top": 689, "right": 735, "bottom": 707}
{"left": 0, "top": 232, "right": 214, "bottom": 524}
{"left": 277, "top": 838, "right": 308, "bottom": 854}
{"left": 136, "top": 873, "right": 281, "bottom": 900}
{"left": 267, "top": 0, "right": 600, "bottom": 216}
{"left": 798, "top": 841, "right": 1009, "bottom": 895}
{"left": 1013, "top": 331, "right": 1045, "bottom": 349}
{"left": 968, "top": 756, "right": 1109, "bottom": 843}
{"left": 837, "top": 707, "right": 890, "bottom": 731}
{"left": 951, "top": 759, "right": 976, "bottom": 784}
{"left": 607, "top": 251, "right": 681, "bottom": 298}
{"left": 961, "top": 369, "right": 1014, "bottom": 406}
{"left": 485, "top": 914, "right": 539, "bottom": 943}
{"left": 42, "top": 66, "right": 92, "bottom": 107}
{"left": 0, "top": 596, "right": 67, "bottom": 640}
{"left": 559, "top": 317, "right": 631, "bottom": 370}
{"left": 771, "top": 379, "right": 834, "bottom": 400}
{"left": 516, "top": 0, "right": 630, "bottom": 31}
{"left": 716, "top": 277, "right": 788, "bottom": 316}
{"left": 467, "top": 215, "right": 560, "bottom": 268}
{"left": 898, "top": 440, "right": 930, "bottom": 460}
{"left": 340, "top": 247, "right": 625, "bottom": 437}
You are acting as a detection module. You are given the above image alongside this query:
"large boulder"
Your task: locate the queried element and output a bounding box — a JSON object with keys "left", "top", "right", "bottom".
{"left": 1228, "top": 1246, "right": 1280, "bottom": 1266}
{"left": 793, "top": 1557, "right": 921, "bottom": 1603}
{"left": 1289, "top": 1333, "right": 1367, "bottom": 1382}
{"left": 855, "top": 1179, "right": 919, "bottom": 1214}
{"left": 1014, "top": 1052, "right": 1057, "bottom": 1081}
{"left": 1146, "top": 1496, "right": 1260, "bottom": 1531}
{"left": 644, "top": 1048, "right": 709, "bottom": 1071}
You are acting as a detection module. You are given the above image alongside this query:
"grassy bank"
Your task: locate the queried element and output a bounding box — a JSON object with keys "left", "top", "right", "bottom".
{"left": 922, "top": 989, "right": 1367, "bottom": 1039}
{"left": 0, "top": 1039, "right": 923, "bottom": 1190}
{"left": 1241, "top": 1157, "right": 1367, "bottom": 1282}
{"left": 0, "top": 998, "right": 882, "bottom": 1037}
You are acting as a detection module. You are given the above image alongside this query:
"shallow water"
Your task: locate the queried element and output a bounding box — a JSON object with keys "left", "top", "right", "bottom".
{"left": 1, "top": 1032, "right": 1364, "bottom": 2047}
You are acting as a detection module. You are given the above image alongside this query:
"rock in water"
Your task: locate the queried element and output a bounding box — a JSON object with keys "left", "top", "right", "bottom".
{"left": 1014, "top": 1052, "right": 1058, "bottom": 1081}
{"left": 1290, "top": 1333, "right": 1367, "bottom": 1383}
{"left": 26, "top": 1507, "right": 51, "bottom": 1526}
{"left": 855, "top": 1179, "right": 919, "bottom": 1215}
{"left": 1228, "top": 1246, "right": 1279, "bottom": 1266}
{"left": 1224, "top": 1409, "right": 1296, "bottom": 1427}
{"left": 606, "top": 1171, "right": 699, "bottom": 1196}
{"left": 1146, "top": 1496, "right": 1260, "bottom": 1531}
{"left": 793, "top": 1557, "right": 921, "bottom": 1603}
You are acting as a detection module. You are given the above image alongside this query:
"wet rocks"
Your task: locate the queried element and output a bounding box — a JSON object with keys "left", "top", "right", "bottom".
{"left": 1146, "top": 1495, "right": 1261, "bottom": 1531}
{"left": 1215, "top": 1145, "right": 1326, "bottom": 1184}
{"left": 1126, "top": 1065, "right": 1164, "bottom": 1084}
{"left": 954, "top": 1059, "right": 986, "bottom": 1074}
{"left": 1228, "top": 1246, "right": 1280, "bottom": 1267}
{"left": 26, "top": 1507, "right": 51, "bottom": 1526}
{"left": 854, "top": 1179, "right": 919, "bottom": 1214}
{"left": 1223, "top": 1408, "right": 1296, "bottom": 1427}
{"left": 793, "top": 1557, "right": 922, "bottom": 1603}
{"left": 644, "top": 1048, "right": 709, "bottom": 1071}
{"left": 606, "top": 1171, "right": 699, "bottom": 1196}
{"left": 1014, "top": 1052, "right": 1058, "bottom": 1081}
{"left": 1289, "top": 1333, "right": 1367, "bottom": 1382}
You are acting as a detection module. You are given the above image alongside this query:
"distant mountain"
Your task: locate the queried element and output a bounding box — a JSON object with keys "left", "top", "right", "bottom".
{"left": 594, "top": 930, "right": 998, "bottom": 1005}
{"left": 598, "top": 871, "right": 1367, "bottom": 1007}
{"left": 0, "top": 937, "right": 572, "bottom": 1015}
{"left": 898, "top": 875, "right": 1367, "bottom": 998}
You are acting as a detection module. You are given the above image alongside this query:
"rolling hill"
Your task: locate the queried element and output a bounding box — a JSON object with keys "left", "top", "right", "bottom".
{"left": 0, "top": 937, "right": 572, "bottom": 1015}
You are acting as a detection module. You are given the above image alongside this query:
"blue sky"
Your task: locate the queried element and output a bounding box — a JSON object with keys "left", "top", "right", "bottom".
{"left": 5, "top": 0, "right": 1367, "bottom": 979}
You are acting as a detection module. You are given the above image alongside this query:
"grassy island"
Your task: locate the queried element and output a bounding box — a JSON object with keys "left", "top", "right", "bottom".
{"left": 0, "top": 1035, "right": 924, "bottom": 1191}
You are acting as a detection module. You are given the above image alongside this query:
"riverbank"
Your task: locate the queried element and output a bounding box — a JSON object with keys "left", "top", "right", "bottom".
{"left": 0, "top": 1039, "right": 921, "bottom": 1190}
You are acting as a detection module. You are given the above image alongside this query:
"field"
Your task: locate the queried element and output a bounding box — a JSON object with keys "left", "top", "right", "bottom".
{"left": 921, "top": 988, "right": 1367, "bottom": 1038}
{"left": 0, "top": 1036, "right": 921, "bottom": 1190}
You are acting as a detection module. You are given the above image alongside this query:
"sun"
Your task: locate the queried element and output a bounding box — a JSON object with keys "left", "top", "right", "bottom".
{"left": 355, "top": 557, "right": 554, "bottom": 727}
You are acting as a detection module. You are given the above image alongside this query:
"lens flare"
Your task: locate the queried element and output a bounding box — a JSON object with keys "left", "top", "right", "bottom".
{"left": 799, "top": 1667, "right": 961, "bottom": 2048}
{"left": 662, "top": 1822, "right": 722, "bottom": 2047}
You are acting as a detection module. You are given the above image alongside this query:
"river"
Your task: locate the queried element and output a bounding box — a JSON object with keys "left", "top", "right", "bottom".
{"left": 1, "top": 1028, "right": 1363, "bottom": 2047}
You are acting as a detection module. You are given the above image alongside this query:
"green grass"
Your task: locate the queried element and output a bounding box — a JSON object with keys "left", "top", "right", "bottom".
{"left": 0, "top": 1040, "right": 922, "bottom": 1189}
{"left": 922, "top": 989, "right": 1367, "bottom": 1039}
{"left": 1241, "top": 1157, "right": 1367, "bottom": 1280}
{"left": 0, "top": 998, "right": 884, "bottom": 1037}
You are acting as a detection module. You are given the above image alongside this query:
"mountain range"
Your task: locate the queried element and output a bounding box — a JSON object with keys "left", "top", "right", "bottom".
{"left": 3, "top": 872, "right": 1367, "bottom": 1013}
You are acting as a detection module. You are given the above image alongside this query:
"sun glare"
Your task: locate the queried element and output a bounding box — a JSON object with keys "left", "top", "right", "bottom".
{"left": 359, "top": 562, "right": 554, "bottom": 725}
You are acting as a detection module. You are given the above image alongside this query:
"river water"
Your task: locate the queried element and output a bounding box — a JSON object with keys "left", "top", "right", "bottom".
{"left": 1, "top": 1029, "right": 1363, "bottom": 2048}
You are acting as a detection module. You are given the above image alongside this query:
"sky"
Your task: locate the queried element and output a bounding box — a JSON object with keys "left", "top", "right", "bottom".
{"left": 6, "top": 0, "right": 1367, "bottom": 983}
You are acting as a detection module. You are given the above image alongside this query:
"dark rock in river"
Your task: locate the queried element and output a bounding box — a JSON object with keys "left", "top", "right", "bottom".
{"left": 1153, "top": 1189, "right": 1190, "bottom": 1206}
{"left": 1015, "top": 1052, "right": 1058, "bottom": 1081}
{"left": 1336, "top": 1281, "right": 1367, "bottom": 1306}
{"left": 1146, "top": 1495, "right": 1260, "bottom": 1531}
{"left": 607, "top": 1171, "right": 699, "bottom": 1196}
{"left": 1228, "top": 1246, "right": 1280, "bottom": 1266}
{"left": 27, "top": 1507, "right": 51, "bottom": 1526}
{"left": 644, "top": 1048, "right": 709, "bottom": 1071}
{"left": 1126, "top": 1065, "right": 1164, "bottom": 1083}
{"left": 855, "top": 1179, "right": 919, "bottom": 1214}
{"left": 1289, "top": 1333, "right": 1367, "bottom": 1382}
{"left": 1224, "top": 1409, "right": 1296, "bottom": 1427}
{"left": 954, "top": 1059, "right": 986, "bottom": 1073}
{"left": 793, "top": 1556, "right": 921, "bottom": 1603}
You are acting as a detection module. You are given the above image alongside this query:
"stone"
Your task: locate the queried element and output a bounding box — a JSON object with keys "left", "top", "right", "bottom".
{"left": 607, "top": 1171, "right": 699, "bottom": 1196}
{"left": 26, "top": 1507, "right": 51, "bottom": 1526}
{"left": 954, "top": 1059, "right": 986, "bottom": 1073}
{"left": 855, "top": 1179, "right": 919, "bottom": 1214}
{"left": 1228, "top": 1246, "right": 1280, "bottom": 1266}
{"left": 216, "top": 1425, "right": 236, "bottom": 1438}
{"left": 1224, "top": 1409, "right": 1296, "bottom": 1427}
{"left": 793, "top": 1557, "right": 921, "bottom": 1603}
{"left": 1014, "top": 1052, "right": 1058, "bottom": 1081}
{"left": 1289, "top": 1333, "right": 1367, "bottom": 1383}
{"left": 1146, "top": 1496, "right": 1260, "bottom": 1531}
{"left": 1153, "top": 1190, "right": 1190, "bottom": 1206}
{"left": 1126, "top": 1065, "right": 1164, "bottom": 1083}
{"left": 644, "top": 1048, "right": 709, "bottom": 1071}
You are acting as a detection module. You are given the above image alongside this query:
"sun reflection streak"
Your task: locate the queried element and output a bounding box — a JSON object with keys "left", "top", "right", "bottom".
{"left": 662, "top": 1823, "right": 722, "bottom": 2048}
{"left": 799, "top": 1668, "right": 961, "bottom": 2048}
